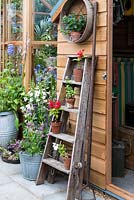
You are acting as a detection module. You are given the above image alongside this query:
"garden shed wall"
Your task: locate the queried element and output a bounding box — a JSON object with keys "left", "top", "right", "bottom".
{"left": 55, "top": 0, "right": 108, "bottom": 189}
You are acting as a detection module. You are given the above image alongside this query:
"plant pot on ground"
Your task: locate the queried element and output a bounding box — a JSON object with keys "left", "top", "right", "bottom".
{"left": 49, "top": 100, "right": 62, "bottom": 134}
{"left": 20, "top": 82, "right": 49, "bottom": 180}
{"left": 0, "top": 44, "right": 26, "bottom": 147}
{"left": 0, "top": 139, "right": 21, "bottom": 164}
{"left": 65, "top": 80, "right": 76, "bottom": 109}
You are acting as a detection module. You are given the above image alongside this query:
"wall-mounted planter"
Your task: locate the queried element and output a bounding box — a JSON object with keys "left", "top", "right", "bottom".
{"left": 60, "top": 0, "right": 94, "bottom": 43}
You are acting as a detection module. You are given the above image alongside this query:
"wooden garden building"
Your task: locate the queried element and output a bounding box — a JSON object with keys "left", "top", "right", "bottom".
{"left": 1, "top": 0, "right": 134, "bottom": 200}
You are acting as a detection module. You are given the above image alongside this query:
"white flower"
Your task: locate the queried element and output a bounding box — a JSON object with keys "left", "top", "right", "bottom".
{"left": 24, "top": 97, "right": 28, "bottom": 102}
{"left": 28, "top": 91, "right": 33, "bottom": 97}
{"left": 35, "top": 91, "right": 40, "bottom": 98}
{"left": 29, "top": 98, "right": 33, "bottom": 102}
{"left": 52, "top": 143, "right": 59, "bottom": 151}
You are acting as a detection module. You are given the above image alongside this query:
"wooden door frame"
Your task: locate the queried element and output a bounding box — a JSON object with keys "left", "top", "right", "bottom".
{"left": 106, "top": 1, "right": 134, "bottom": 199}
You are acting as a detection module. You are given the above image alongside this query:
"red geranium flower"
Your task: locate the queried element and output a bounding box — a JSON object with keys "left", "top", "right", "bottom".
{"left": 49, "top": 100, "right": 55, "bottom": 109}
{"left": 55, "top": 100, "right": 61, "bottom": 109}
{"left": 77, "top": 49, "right": 84, "bottom": 59}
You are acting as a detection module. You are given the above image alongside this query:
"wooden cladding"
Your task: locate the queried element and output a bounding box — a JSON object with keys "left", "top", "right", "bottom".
{"left": 56, "top": 0, "right": 107, "bottom": 189}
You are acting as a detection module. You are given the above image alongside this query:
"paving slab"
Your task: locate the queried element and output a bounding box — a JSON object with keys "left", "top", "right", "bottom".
{"left": 0, "top": 158, "right": 104, "bottom": 200}
{"left": 0, "top": 157, "right": 21, "bottom": 176}
{"left": 11, "top": 174, "right": 67, "bottom": 199}
{"left": 0, "top": 172, "right": 12, "bottom": 185}
{"left": 0, "top": 182, "right": 39, "bottom": 200}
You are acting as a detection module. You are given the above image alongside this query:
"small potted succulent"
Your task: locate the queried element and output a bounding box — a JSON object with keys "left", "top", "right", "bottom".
{"left": 53, "top": 142, "right": 71, "bottom": 170}
{"left": 61, "top": 13, "right": 86, "bottom": 42}
{"left": 73, "top": 49, "right": 85, "bottom": 82}
{"left": 65, "top": 80, "right": 76, "bottom": 108}
{"left": 58, "top": 142, "right": 71, "bottom": 170}
{"left": 49, "top": 100, "right": 62, "bottom": 134}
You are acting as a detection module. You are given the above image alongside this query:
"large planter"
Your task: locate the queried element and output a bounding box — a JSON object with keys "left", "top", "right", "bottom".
{"left": 0, "top": 111, "right": 18, "bottom": 147}
{"left": 19, "top": 152, "right": 42, "bottom": 181}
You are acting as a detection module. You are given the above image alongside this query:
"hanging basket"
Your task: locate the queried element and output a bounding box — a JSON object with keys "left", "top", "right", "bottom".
{"left": 60, "top": 0, "right": 94, "bottom": 43}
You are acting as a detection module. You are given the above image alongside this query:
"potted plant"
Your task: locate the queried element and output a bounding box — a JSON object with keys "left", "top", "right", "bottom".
{"left": 57, "top": 142, "right": 71, "bottom": 170}
{"left": 48, "top": 100, "right": 62, "bottom": 134}
{"left": 19, "top": 81, "right": 49, "bottom": 181}
{"left": 0, "top": 44, "right": 26, "bottom": 147}
{"left": 0, "top": 140, "right": 21, "bottom": 164}
{"left": 65, "top": 80, "right": 76, "bottom": 108}
{"left": 61, "top": 13, "right": 86, "bottom": 42}
{"left": 73, "top": 49, "right": 85, "bottom": 82}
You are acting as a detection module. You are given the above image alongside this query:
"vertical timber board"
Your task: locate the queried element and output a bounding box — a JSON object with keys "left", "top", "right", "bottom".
{"left": 23, "top": 0, "right": 32, "bottom": 91}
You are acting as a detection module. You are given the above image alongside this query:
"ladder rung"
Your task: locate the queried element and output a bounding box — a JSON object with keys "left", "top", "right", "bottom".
{"left": 63, "top": 80, "right": 82, "bottom": 86}
{"left": 61, "top": 106, "right": 78, "bottom": 113}
{"left": 49, "top": 132, "right": 74, "bottom": 144}
{"left": 42, "top": 158, "right": 70, "bottom": 174}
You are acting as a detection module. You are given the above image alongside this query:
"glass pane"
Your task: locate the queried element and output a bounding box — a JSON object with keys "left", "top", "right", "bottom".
{"left": 33, "top": 44, "right": 57, "bottom": 79}
{"left": 34, "top": 0, "right": 59, "bottom": 41}
{"left": 6, "top": 0, "right": 23, "bottom": 41}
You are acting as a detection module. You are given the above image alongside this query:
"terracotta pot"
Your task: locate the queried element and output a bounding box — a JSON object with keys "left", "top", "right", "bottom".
{"left": 73, "top": 68, "right": 83, "bottom": 82}
{"left": 66, "top": 98, "right": 75, "bottom": 108}
{"left": 70, "top": 32, "right": 81, "bottom": 42}
{"left": 51, "top": 121, "right": 62, "bottom": 134}
{"left": 64, "top": 157, "right": 71, "bottom": 170}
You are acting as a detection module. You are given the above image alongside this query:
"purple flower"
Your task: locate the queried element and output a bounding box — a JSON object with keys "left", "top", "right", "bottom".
{"left": 39, "top": 123, "right": 45, "bottom": 131}
{"left": 7, "top": 44, "right": 15, "bottom": 56}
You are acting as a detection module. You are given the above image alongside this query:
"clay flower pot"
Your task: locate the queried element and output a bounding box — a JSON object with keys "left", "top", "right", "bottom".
{"left": 70, "top": 31, "right": 81, "bottom": 42}
{"left": 64, "top": 157, "right": 71, "bottom": 170}
{"left": 51, "top": 121, "right": 62, "bottom": 134}
{"left": 66, "top": 98, "right": 75, "bottom": 109}
{"left": 73, "top": 68, "right": 83, "bottom": 82}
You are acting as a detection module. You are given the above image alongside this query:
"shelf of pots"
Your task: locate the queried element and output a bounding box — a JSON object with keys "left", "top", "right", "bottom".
{"left": 0, "top": 44, "right": 26, "bottom": 147}
{"left": 65, "top": 79, "right": 76, "bottom": 109}
{"left": 48, "top": 100, "right": 62, "bottom": 134}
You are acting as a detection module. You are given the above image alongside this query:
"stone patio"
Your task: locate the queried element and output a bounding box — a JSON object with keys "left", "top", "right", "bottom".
{"left": 0, "top": 157, "right": 104, "bottom": 200}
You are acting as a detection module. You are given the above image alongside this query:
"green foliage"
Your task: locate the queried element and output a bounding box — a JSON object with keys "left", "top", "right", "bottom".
{"left": 57, "top": 142, "right": 70, "bottom": 158}
{"left": 61, "top": 13, "right": 86, "bottom": 35}
{"left": 0, "top": 63, "right": 26, "bottom": 112}
{"left": 34, "top": 17, "right": 57, "bottom": 41}
{"left": 34, "top": 45, "right": 57, "bottom": 67}
{"left": 20, "top": 81, "right": 53, "bottom": 155}
{"left": 11, "top": 0, "right": 22, "bottom": 10}
{"left": 58, "top": 143, "right": 67, "bottom": 157}
{"left": 65, "top": 80, "right": 76, "bottom": 99}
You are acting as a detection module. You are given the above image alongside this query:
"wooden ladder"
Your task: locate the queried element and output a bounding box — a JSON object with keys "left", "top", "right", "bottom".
{"left": 36, "top": 3, "right": 98, "bottom": 200}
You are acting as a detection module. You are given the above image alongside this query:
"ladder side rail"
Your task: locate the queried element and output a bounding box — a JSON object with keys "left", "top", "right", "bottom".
{"left": 86, "top": 1, "right": 98, "bottom": 186}
{"left": 66, "top": 58, "right": 92, "bottom": 200}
